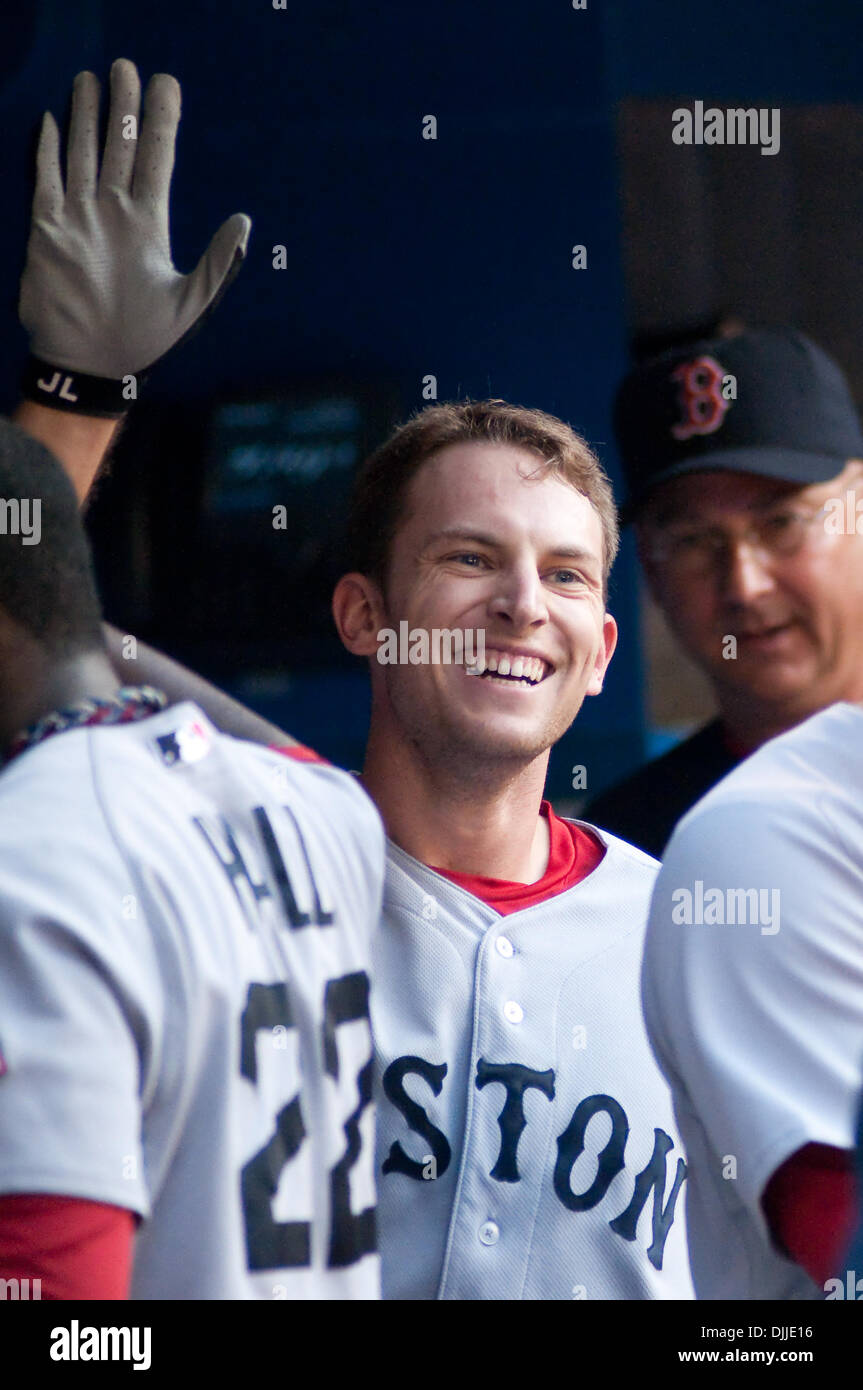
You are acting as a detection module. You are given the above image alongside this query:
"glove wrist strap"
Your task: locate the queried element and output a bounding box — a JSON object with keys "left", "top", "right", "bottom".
{"left": 21, "top": 356, "right": 142, "bottom": 419}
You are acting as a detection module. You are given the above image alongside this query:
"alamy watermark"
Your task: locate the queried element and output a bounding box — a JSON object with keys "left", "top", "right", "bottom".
{"left": 50, "top": 1321, "right": 151, "bottom": 1370}
{"left": 0, "top": 497, "right": 40, "bottom": 545}
{"left": 825, "top": 1270, "right": 863, "bottom": 1300}
{"left": 823, "top": 491, "right": 863, "bottom": 534}
{"left": 0, "top": 1277, "right": 41, "bottom": 1300}
{"left": 671, "top": 880, "right": 780, "bottom": 935}
{"left": 672, "top": 101, "right": 780, "bottom": 157}
{"left": 377, "top": 622, "right": 485, "bottom": 667}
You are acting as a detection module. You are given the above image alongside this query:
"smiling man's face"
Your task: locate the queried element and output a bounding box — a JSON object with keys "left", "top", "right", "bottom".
{"left": 370, "top": 441, "right": 617, "bottom": 775}
{"left": 638, "top": 462, "right": 863, "bottom": 721}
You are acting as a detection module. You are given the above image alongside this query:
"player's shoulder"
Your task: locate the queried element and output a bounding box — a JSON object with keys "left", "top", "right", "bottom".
{"left": 0, "top": 719, "right": 108, "bottom": 830}
{"left": 568, "top": 817, "right": 660, "bottom": 880}
{"left": 654, "top": 704, "right": 863, "bottom": 920}
{"left": 0, "top": 721, "right": 136, "bottom": 910}
{"left": 672, "top": 701, "right": 863, "bottom": 837}
{"left": 259, "top": 735, "right": 383, "bottom": 831}
{"left": 553, "top": 819, "right": 660, "bottom": 940}
{"left": 124, "top": 701, "right": 384, "bottom": 840}
{"left": 216, "top": 717, "right": 386, "bottom": 858}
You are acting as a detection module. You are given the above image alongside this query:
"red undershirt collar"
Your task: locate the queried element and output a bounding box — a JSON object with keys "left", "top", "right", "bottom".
{"left": 429, "top": 801, "right": 605, "bottom": 915}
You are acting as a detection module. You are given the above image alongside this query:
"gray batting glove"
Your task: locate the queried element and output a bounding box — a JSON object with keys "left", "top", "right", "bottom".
{"left": 19, "top": 58, "right": 252, "bottom": 416}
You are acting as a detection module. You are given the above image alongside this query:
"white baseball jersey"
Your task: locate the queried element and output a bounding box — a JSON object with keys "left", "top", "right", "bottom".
{"left": 0, "top": 701, "right": 384, "bottom": 1300}
{"left": 372, "top": 826, "right": 694, "bottom": 1300}
{"left": 643, "top": 701, "right": 863, "bottom": 1301}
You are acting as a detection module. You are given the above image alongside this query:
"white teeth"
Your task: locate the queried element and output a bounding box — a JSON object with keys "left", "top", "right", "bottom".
{"left": 471, "top": 651, "right": 549, "bottom": 683}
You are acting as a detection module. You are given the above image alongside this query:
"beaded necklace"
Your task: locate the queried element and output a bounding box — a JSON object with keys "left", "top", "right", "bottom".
{"left": 6, "top": 686, "right": 168, "bottom": 763}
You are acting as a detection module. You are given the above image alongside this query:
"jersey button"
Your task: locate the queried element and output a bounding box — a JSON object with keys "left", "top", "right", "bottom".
{"left": 503, "top": 1000, "right": 523, "bottom": 1024}
{"left": 495, "top": 935, "right": 514, "bottom": 958}
{"left": 479, "top": 1221, "right": 500, "bottom": 1246}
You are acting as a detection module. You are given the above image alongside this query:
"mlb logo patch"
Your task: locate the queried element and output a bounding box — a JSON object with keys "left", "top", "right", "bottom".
{"left": 154, "top": 720, "right": 212, "bottom": 767}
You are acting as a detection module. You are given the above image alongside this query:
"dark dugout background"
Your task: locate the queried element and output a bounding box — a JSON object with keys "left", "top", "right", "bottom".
{"left": 0, "top": 1, "right": 860, "bottom": 795}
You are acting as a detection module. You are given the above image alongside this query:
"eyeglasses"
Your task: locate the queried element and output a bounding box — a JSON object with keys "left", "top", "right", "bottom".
{"left": 646, "top": 504, "right": 833, "bottom": 578}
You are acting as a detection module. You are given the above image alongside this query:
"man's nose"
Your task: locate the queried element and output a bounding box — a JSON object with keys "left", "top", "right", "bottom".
{"left": 488, "top": 565, "right": 549, "bottom": 629}
{"left": 717, "top": 538, "right": 777, "bottom": 604}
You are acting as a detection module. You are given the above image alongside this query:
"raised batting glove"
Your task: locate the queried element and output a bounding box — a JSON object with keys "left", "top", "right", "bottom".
{"left": 19, "top": 58, "right": 252, "bottom": 417}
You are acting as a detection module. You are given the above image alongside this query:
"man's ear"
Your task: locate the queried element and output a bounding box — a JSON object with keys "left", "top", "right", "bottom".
{"left": 332, "top": 572, "right": 387, "bottom": 658}
{"left": 586, "top": 611, "right": 618, "bottom": 697}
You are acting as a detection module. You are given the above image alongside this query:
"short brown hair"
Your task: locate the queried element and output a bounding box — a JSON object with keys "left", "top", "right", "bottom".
{"left": 345, "top": 399, "right": 619, "bottom": 597}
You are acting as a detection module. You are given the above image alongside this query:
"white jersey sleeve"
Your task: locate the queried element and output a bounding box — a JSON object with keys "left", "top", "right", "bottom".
{"left": 642, "top": 702, "right": 863, "bottom": 1300}
{"left": 0, "top": 703, "right": 385, "bottom": 1300}
{"left": 0, "top": 753, "right": 159, "bottom": 1214}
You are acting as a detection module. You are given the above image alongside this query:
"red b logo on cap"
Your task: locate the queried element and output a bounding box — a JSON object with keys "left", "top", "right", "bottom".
{"left": 670, "top": 356, "right": 730, "bottom": 440}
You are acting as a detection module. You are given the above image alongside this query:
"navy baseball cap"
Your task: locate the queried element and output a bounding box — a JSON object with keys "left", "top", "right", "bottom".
{"left": 614, "top": 328, "right": 863, "bottom": 521}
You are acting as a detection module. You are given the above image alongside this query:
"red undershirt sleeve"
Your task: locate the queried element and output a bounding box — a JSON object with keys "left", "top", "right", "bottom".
{"left": 270, "top": 743, "right": 328, "bottom": 765}
{"left": 762, "top": 1143, "right": 858, "bottom": 1287}
{"left": 0, "top": 1194, "right": 135, "bottom": 1299}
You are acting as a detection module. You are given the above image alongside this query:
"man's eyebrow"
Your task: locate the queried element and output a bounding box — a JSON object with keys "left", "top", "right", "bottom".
{"left": 750, "top": 487, "right": 808, "bottom": 512}
{"left": 422, "top": 529, "right": 601, "bottom": 564}
{"left": 422, "top": 528, "right": 501, "bottom": 548}
{"left": 546, "top": 546, "right": 601, "bottom": 565}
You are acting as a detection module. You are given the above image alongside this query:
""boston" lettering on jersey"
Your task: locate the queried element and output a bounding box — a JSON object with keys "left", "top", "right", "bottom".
{"left": 381, "top": 1053, "right": 686, "bottom": 1270}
